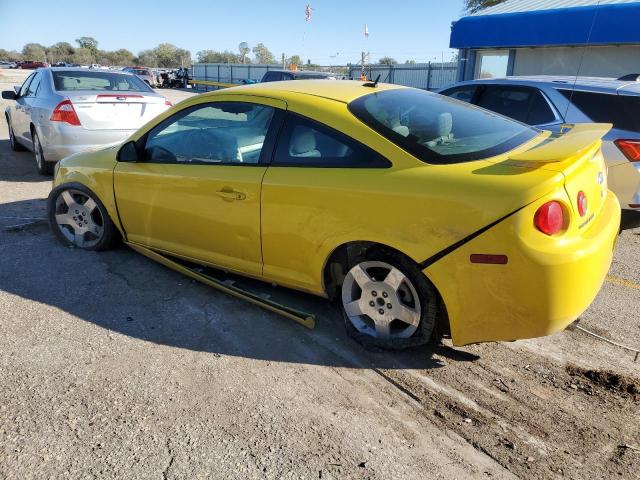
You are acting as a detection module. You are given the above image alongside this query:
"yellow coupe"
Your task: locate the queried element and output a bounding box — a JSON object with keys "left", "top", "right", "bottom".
{"left": 48, "top": 80, "right": 620, "bottom": 348}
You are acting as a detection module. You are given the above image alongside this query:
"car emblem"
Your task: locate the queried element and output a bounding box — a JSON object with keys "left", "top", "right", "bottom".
{"left": 116, "top": 96, "right": 127, "bottom": 101}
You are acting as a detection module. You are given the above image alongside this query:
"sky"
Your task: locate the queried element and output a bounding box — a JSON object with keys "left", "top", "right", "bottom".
{"left": 0, "top": 0, "right": 466, "bottom": 64}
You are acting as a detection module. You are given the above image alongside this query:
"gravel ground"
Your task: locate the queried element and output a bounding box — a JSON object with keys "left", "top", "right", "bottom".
{"left": 0, "top": 69, "right": 639, "bottom": 479}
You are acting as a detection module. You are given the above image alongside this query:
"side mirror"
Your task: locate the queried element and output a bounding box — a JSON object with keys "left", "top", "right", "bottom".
{"left": 117, "top": 141, "right": 140, "bottom": 162}
{"left": 2, "top": 91, "right": 17, "bottom": 100}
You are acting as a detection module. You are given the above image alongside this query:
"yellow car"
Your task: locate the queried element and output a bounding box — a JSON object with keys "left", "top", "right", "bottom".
{"left": 48, "top": 80, "right": 620, "bottom": 348}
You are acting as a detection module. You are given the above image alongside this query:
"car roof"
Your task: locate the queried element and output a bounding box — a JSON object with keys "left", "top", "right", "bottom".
{"left": 210, "top": 79, "right": 403, "bottom": 104}
{"left": 449, "top": 75, "right": 640, "bottom": 95}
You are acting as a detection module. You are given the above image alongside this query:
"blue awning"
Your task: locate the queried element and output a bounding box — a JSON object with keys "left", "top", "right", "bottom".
{"left": 450, "top": 2, "right": 640, "bottom": 49}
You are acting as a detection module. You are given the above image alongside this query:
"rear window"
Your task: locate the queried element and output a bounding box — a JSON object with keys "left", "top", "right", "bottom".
{"left": 52, "top": 71, "right": 152, "bottom": 92}
{"left": 348, "top": 89, "right": 538, "bottom": 164}
{"left": 559, "top": 89, "right": 640, "bottom": 133}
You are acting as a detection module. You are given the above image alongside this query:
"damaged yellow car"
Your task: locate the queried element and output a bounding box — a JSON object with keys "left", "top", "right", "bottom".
{"left": 48, "top": 81, "right": 620, "bottom": 348}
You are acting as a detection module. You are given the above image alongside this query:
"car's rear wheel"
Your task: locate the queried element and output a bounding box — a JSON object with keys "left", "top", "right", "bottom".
{"left": 341, "top": 252, "right": 438, "bottom": 349}
{"left": 48, "top": 184, "right": 118, "bottom": 251}
{"left": 7, "top": 116, "right": 25, "bottom": 151}
{"left": 33, "top": 131, "right": 53, "bottom": 175}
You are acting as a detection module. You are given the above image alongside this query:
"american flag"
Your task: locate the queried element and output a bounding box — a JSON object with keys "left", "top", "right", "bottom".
{"left": 305, "top": 4, "right": 312, "bottom": 21}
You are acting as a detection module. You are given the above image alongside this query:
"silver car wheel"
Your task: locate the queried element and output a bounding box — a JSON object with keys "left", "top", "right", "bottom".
{"left": 53, "top": 189, "right": 104, "bottom": 248}
{"left": 341, "top": 261, "right": 422, "bottom": 340}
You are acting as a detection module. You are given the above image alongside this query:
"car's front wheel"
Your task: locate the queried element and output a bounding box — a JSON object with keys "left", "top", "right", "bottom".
{"left": 341, "top": 252, "right": 438, "bottom": 349}
{"left": 6, "top": 116, "right": 25, "bottom": 151}
{"left": 48, "top": 184, "right": 118, "bottom": 251}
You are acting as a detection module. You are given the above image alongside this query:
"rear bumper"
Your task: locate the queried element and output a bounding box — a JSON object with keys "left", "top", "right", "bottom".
{"left": 607, "top": 161, "right": 640, "bottom": 210}
{"left": 39, "top": 124, "right": 135, "bottom": 162}
{"left": 424, "top": 190, "right": 621, "bottom": 346}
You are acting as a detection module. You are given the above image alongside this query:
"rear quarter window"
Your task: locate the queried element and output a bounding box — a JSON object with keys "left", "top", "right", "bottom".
{"left": 559, "top": 89, "right": 640, "bottom": 133}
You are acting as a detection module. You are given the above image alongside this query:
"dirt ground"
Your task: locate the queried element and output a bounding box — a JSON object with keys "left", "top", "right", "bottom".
{"left": 0, "top": 68, "right": 639, "bottom": 479}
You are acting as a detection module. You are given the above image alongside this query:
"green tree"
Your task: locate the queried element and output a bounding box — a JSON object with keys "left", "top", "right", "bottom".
{"left": 378, "top": 56, "right": 397, "bottom": 65}
{"left": 75, "top": 36, "right": 99, "bottom": 55}
{"left": 47, "top": 42, "right": 75, "bottom": 64}
{"left": 109, "top": 48, "right": 135, "bottom": 66}
{"left": 196, "top": 50, "right": 240, "bottom": 63}
{"left": 405, "top": 59, "right": 417, "bottom": 64}
{"left": 286, "top": 54, "right": 302, "bottom": 67}
{"left": 153, "top": 43, "right": 190, "bottom": 68}
{"left": 252, "top": 43, "right": 275, "bottom": 64}
{"left": 238, "top": 43, "right": 250, "bottom": 64}
{"left": 22, "top": 43, "right": 47, "bottom": 61}
{"left": 464, "top": 0, "right": 507, "bottom": 14}
{"left": 71, "top": 48, "right": 94, "bottom": 65}
{"left": 0, "top": 49, "right": 22, "bottom": 61}
{"left": 136, "top": 49, "right": 158, "bottom": 67}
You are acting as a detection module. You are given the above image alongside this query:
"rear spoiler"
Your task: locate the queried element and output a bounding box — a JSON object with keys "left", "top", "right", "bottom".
{"left": 509, "top": 123, "right": 612, "bottom": 163}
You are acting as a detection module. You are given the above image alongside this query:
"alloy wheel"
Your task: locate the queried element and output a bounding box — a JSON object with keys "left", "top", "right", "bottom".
{"left": 341, "top": 261, "right": 422, "bottom": 340}
{"left": 53, "top": 189, "right": 104, "bottom": 248}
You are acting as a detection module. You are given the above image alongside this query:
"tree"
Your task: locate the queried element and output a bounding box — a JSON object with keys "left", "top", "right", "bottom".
{"left": 47, "top": 42, "right": 75, "bottom": 64}
{"left": 405, "top": 59, "right": 416, "bottom": 64}
{"left": 252, "top": 43, "right": 275, "bottom": 64}
{"left": 464, "top": 0, "right": 507, "bottom": 14}
{"left": 75, "top": 36, "right": 99, "bottom": 55}
{"left": 0, "top": 49, "right": 22, "bottom": 61}
{"left": 378, "top": 56, "right": 398, "bottom": 65}
{"left": 136, "top": 49, "right": 158, "bottom": 67}
{"left": 22, "top": 43, "right": 47, "bottom": 61}
{"left": 196, "top": 50, "right": 240, "bottom": 63}
{"left": 152, "top": 43, "right": 191, "bottom": 68}
{"left": 108, "top": 48, "right": 135, "bottom": 66}
{"left": 286, "top": 55, "right": 302, "bottom": 68}
{"left": 71, "top": 48, "right": 94, "bottom": 65}
{"left": 238, "top": 42, "right": 250, "bottom": 64}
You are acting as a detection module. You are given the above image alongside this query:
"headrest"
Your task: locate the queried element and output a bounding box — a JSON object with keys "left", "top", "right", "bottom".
{"left": 290, "top": 128, "right": 316, "bottom": 155}
{"left": 437, "top": 112, "right": 453, "bottom": 137}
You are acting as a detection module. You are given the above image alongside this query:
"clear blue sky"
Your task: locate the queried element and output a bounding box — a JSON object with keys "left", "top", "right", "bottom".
{"left": 0, "top": 0, "right": 466, "bottom": 64}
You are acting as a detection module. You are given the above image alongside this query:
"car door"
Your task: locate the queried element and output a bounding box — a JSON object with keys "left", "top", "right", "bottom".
{"left": 260, "top": 112, "right": 391, "bottom": 292}
{"left": 20, "top": 71, "right": 44, "bottom": 147}
{"left": 473, "top": 84, "right": 561, "bottom": 131}
{"left": 11, "top": 72, "right": 36, "bottom": 144}
{"left": 114, "top": 96, "right": 286, "bottom": 276}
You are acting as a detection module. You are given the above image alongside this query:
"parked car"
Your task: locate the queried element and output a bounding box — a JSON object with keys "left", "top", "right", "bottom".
{"left": 0, "top": 61, "right": 17, "bottom": 69}
{"left": 123, "top": 67, "right": 157, "bottom": 87}
{"left": 16, "top": 60, "right": 49, "bottom": 69}
{"left": 261, "top": 70, "right": 336, "bottom": 82}
{"left": 2, "top": 68, "right": 171, "bottom": 174}
{"left": 440, "top": 76, "right": 640, "bottom": 210}
{"left": 47, "top": 80, "right": 619, "bottom": 349}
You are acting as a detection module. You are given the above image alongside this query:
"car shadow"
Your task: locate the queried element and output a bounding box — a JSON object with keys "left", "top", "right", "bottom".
{"left": 0, "top": 198, "right": 479, "bottom": 371}
{"left": 0, "top": 139, "right": 49, "bottom": 183}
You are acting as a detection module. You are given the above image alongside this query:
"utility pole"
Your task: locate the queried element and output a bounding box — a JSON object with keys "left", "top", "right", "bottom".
{"left": 360, "top": 51, "right": 366, "bottom": 81}
{"left": 282, "top": 53, "right": 286, "bottom": 69}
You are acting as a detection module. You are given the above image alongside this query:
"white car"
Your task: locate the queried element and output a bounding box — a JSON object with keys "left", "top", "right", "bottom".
{"left": 3, "top": 68, "right": 171, "bottom": 174}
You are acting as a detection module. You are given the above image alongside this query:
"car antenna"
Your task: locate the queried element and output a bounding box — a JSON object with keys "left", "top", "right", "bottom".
{"left": 363, "top": 74, "right": 381, "bottom": 88}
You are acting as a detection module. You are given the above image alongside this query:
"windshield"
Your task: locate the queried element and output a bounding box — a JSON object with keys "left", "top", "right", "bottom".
{"left": 348, "top": 88, "right": 538, "bottom": 164}
{"left": 53, "top": 71, "right": 152, "bottom": 92}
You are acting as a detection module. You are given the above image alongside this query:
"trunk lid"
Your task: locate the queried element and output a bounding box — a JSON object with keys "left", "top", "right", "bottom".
{"left": 497, "top": 123, "right": 611, "bottom": 223}
{"left": 66, "top": 91, "right": 168, "bottom": 130}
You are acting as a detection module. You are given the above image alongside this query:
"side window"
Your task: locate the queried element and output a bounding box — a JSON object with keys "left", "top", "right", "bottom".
{"left": 475, "top": 86, "right": 556, "bottom": 125}
{"left": 18, "top": 73, "right": 35, "bottom": 97}
{"left": 272, "top": 113, "right": 390, "bottom": 168}
{"left": 441, "top": 86, "right": 477, "bottom": 103}
{"left": 262, "top": 72, "right": 281, "bottom": 82}
{"left": 25, "top": 72, "right": 42, "bottom": 97}
{"left": 144, "top": 102, "right": 276, "bottom": 164}
{"left": 558, "top": 89, "right": 640, "bottom": 133}
{"left": 475, "top": 86, "right": 531, "bottom": 123}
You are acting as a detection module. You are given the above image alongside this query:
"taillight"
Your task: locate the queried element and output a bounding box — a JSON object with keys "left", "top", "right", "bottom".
{"left": 614, "top": 139, "right": 640, "bottom": 162}
{"left": 577, "top": 191, "right": 588, "bottom": 217}
{"left": 534, "top": 201, "right": 565, "bottom": 235}
{"left": 164, "top": 99, "right": 172, "bottom": 107}
{"left": 50, "top": 99, "right": 81, "bottom": 126}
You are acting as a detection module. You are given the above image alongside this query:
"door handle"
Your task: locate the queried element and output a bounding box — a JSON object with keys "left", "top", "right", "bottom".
{"left": 217, "top": 188, "right": 246, "bottom": 201}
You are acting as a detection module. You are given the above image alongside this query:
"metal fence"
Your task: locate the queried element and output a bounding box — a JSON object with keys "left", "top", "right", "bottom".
{"left": 191, "top": 62, "right": 458, "bottom": 91}
{"left": 347, "top": 63, "right": 458, "bottom": 90}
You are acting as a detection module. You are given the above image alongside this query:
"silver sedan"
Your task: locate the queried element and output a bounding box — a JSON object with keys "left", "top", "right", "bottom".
{"left": 2, "top": 68, "right": 171, "bottom": 174}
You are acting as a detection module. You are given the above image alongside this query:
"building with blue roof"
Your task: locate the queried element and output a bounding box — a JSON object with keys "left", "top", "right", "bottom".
{"left": 451, "top": 0, "right": 640, "bottom": 81}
